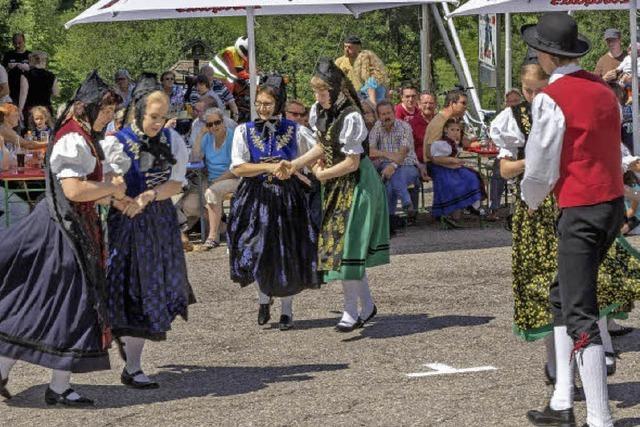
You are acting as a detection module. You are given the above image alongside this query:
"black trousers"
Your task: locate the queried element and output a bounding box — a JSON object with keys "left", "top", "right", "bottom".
{"left": 549, "top": 197, "right": 625, "bottom": 345}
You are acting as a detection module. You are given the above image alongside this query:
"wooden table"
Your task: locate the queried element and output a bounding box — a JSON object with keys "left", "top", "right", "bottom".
{"left": 0, "top": 168, "right": 46, "bottom": 226}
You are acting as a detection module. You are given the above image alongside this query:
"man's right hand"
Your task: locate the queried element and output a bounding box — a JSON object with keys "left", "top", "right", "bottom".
{"left": 381, "top": 164, "right": 396, "bottom": 180}
{"left": 602, "top": 69, "right": 618, "bottom": 82}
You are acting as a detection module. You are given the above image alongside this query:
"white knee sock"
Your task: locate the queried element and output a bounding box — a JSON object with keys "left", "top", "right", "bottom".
{"left": 255, "top": 284, "right": 271, "bottom": 305}
{"left": 550, "top": 326, "right": 575, "bottom": 411}
{"left": 121, "top": 336, "right": 150, "bottom": 383}
{"left": 49, "top": 370, "right": 81, "bottom": 400}
{"left": 544, "top": 333, "right": 557, "bottom": 381}
{"left": 597, "top": 317, "right": 615, "bottom": 367}
{"left": 577, "top": 344, "right": 613, "bottom": 427}
{"left": 340, "top": 280, "right": 359, "bottom": 326}
{"left": 0, "top": 356, "right": 16, "bottom": 379}
{"left": 280, "top": 296, "right": 293, "bottom": 318}
{"left": 356, "top": 274, "right": 375, "bottom": 318}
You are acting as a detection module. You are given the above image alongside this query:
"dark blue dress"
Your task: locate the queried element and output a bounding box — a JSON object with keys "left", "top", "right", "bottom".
{"left": 227, "top": 119, "right": 319, "bottom": 297}
{"left": 106, "top": 127, "right": 191, "bottom": 340}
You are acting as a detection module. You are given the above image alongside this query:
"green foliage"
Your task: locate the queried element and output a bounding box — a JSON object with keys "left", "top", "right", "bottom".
{"left": 0, "top": 1, "right": 631, "bottom": 112}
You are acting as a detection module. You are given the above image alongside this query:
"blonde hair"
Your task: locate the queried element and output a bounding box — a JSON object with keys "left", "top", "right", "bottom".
{"left": 520, "top": 64, "right": 549, "bottom": 82}
{"left": 29, "top": 106, "right": 53, "bottom": 128}
{"left": 127, "top": 90, "right": 169, "bottom": 124}
{"left": 310, "top": 76, "right": 331, "bottom": 92}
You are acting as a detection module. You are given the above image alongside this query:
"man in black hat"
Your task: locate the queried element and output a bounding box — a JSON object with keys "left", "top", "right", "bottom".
{"left": 520, "top": 13, "right": 622, "bottom": 427}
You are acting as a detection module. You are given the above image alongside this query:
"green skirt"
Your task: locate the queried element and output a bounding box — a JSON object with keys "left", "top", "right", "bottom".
{"left": 511, "top": 193, "right": 635, "bottom": 341}
{"left": 322, "top": 157, "right": 390, "bottom": 282}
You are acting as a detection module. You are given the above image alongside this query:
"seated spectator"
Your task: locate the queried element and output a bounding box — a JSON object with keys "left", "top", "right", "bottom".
{"left": 621, "top": 142, "right": 640, "bottom": 235}
{"left": 200, "top": 65, "right": 239, "bottom": 122}
{"left": 188, "top": 96, "right": 236, "bottom": 148}
{"left": 160, "top": 70, "right": 185, "bottom": 115}
{"left": 285, "top": 99, "right": 307, "bottom": 126}
{"left": 0, "top": 103, "right": 33, "bottom": 148}
{"left": 369, "top": 101, "right": 427, "bottom": 219}
{"left": 360, "top": 99, "right": 378, "bottom": 131}
{"left": 430, "top": 119, "right": 485, "bottom": 227}
{"left": 395, "top": 85, "right": 418, "bottom": 122}
{"left": 28, "top": 105, "right": 53, "bottom": 141}
{"left": 23, "top": 51, "right": 58, "bottom": 116}
{"left": 0, "top": 63, "right": 10, "bottom": 105}
{"left": 0, "top": 135, "right": 9, "bottom": 170}
{"left": 190, "top": 74, "right": 224, "bottom": 109}
{"left": 114, "top": 69, "right": 134, "bottom": 108}
{"left": 409, "top": 91, "right": 437, "bottom": 166}
{"left": 190, "top": 108, "right": 239, "bottom": 248}
{"left": 504, "top": 88, "right": 523, "bottom": 107}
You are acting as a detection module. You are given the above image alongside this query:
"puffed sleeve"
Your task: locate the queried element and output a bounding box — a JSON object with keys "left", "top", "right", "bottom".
{"left": 169, "top": 129, "right": 188, "bottom": 185}
{"left": 490, "top": 107, "right": 525, "bottom": 160}
{"left": 296, "top": 125, "right": 316, "bottom": 155}
{"left": 100, "top": 134, "right": 131, "bottom": 175}
{"left": 231, "top": 124, "right": 251, "bottom": 168}
{"left": 50, "top": 132, "right": 96, "bottom": 179}
{"left": 308, "top": 103, "right": 319, "bottom": 130}
{"left": 621, "top": 143, "right": 640, "bottom": 172}
{"left": 430, "top": 140, "right": 453, "bottom": 157}
{"left": 339, "top": 112, "right": 367, "bottom": 155}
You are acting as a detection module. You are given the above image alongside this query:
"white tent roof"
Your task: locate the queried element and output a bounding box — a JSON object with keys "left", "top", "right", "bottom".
{"left": 449, "top": 0, "right": 632, "bottom": 16}
{"left": 66, "top": 0, "right": 454, "bottom": 28}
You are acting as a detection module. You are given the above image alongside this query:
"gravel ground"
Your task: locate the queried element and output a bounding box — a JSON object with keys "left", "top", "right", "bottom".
{"left": 2, "top": 217, "right": 639, "bottom": 427}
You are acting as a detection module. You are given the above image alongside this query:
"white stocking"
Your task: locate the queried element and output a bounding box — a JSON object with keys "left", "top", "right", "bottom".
{"left": 577, "top": 345, "right": 613, "bottom": 427}
{"left": 356, "top": 274, "right": 375, "bottom": 318}
{"left": 0, "top": 356, "right": 16, "bottom": 379}
{"left": 597, "top": 318, "right": 615, "bottom": 367}
{"left": 280, "top": 296, "right": 293, "bottom": 318}
{"left": 121, "top": 336, "right": 150, "bottom": 383}
{"left": 550, "top": 326, "right": 575, "bottom": 411}
{"left": 255, "top": 284, "right": 271, "bottom": 305}
{"left": 340, "top": 280, "right": 359, "bottom": 326}
{"left": 50, "top": 370, "right": 81, "bottom": 400}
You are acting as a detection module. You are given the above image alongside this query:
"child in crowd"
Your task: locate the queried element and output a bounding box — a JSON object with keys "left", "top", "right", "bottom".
{"left": 430, "top": 119, "right": 485, "bottom": 227}
{"left": 28, "top": 106, "right": 53, "bottom": 142}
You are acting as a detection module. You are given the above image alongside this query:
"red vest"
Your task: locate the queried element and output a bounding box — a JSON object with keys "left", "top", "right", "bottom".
{"left": 542, "top": 70, "right": 623, "bottom": 208}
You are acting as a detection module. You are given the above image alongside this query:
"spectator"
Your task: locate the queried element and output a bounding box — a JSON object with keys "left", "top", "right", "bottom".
{"left": 188, "top": 96, "right": 236, "bottom": 148}
{"left": 190, "top": 74, "right": 224, "bottom": 109}
{"left": 160, "top": 70, "right": 185, "bottom": 115}
{"left": 0, "top": 135, "right": 9, "bottom": 170}
{"left": 616, "top": 41, "right": 640, "bottom": 77}
{"left": 210, "top": 36, "right": 250, "bottom": 93}
{"left": 285, "top": 99, "right": 307, "bottom": 126}
{"left": 1, "top": 33, "right": 31, "bottom": 105}
{"left": 504, "top": 88, "right": 523, "bottom": 107}
{"left": 114, "top": 69, "right": 135, "bottom": 108}
{"left": 594, "top": 28, "right": 626, "bottom": 82}
{"left": 0, "top": 103, "right": 32, "bottom": 148}
{"left": 200, "top": 65, "right": 239, "bottom": 122}
{"left": 28, "top": 105, "right": 53, "bottom": 141}
{"left": 23, "top": 51, "right": 59, "bottom": 116}
{"left": 189, "top": 108, "right": 239, "bottom": 249}
{"left": 369, "top": 101, "right": 426, "bottom": 219}
{"left": 430, "top": 119, "right": 484, "bottom": 227}
{"left": 395, "top": 85, "right": 419, "bottom": 122}
{"left": 409, "top": 91, "right": 437, "bottom": 165}
{"left": 360, "top": 99, "right": 378, "bottom": 131}
{"left": 335, "top": 35, "right": 389, "bottom": 104}
{"left": 0, "top": 64, "right": 10, "bottom": 105}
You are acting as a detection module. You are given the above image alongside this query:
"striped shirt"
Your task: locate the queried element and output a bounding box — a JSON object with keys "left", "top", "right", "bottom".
{"left": 369, "top": 119, "right": 418, "bottom": 166}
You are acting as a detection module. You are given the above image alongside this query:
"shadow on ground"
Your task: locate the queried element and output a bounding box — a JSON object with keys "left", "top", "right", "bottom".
{"left": 616, "top": 418, "right": 640, "bottom": 427}
{"left": 6, "top": 363, "right": 349, "bottom": 409}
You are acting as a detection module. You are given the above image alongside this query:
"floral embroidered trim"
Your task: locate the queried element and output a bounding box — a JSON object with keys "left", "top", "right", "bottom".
{"left": 276, "top": 125, "right": 294, "bottom": 150}
{"left": 248, "top": 126, "right": 265, "bottom": 152}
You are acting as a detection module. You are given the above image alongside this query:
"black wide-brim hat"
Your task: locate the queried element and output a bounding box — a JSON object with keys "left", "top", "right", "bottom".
{"left": 521, "top": 13, "right": 591, "bottom": 58}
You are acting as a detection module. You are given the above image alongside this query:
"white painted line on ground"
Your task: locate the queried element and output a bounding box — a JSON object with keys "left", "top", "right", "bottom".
{"left": 406, "top": 363, "right": 498, "bottom": 378}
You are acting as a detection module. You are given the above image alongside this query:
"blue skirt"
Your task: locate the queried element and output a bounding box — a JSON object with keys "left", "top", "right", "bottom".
{"left": 431, "top": 164, "right": 483, "bottom": 217}
{"left": 107, "top": 199, "right": 191, "bottom": 340}
{"left": 0, "top": 201, "right": 109, "bottom": 373}
{"left": 227, "top": 176, "right": 319, "bottom": 297}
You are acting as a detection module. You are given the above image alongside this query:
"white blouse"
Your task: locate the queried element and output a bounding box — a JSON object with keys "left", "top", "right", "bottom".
{"left": 100, "top": 129, "right": 189, "bottom": 185}
{"left": 430, "top": 140, "right": 454, "bottom": 157}
{"left": 489, "top": 107, "right": 526, "bottom": 160}
{"left": 230, "top": 122, "right": 317, "bottom": 168}
{"left": 308, "top": 103, "right": 368, "bottom": 155}
{"left": 50, "top": 132, "right": 97, "bottom": 179}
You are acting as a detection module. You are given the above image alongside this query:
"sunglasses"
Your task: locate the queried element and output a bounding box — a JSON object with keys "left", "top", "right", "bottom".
{"left": 206, "top": 120, "right": 223, "bottom": 127}
{"left": 287, "top": 111, "right": 304, "bottom": 117}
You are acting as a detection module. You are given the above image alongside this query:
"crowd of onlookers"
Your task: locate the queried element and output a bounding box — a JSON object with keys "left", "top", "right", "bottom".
{"left": 1, "top": 27, "right": 639, "bottom": 240}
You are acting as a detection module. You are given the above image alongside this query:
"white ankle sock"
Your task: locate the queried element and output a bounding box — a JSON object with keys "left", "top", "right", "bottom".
{"left": 550, "top": 326, "right": 575, "bottom": 411}
{"left": 340, "top": 280, "right": 359, "bottom": 326}
{"left": 49, "top": 370, "right": 80, "bottom": 400}
{"left": 356, "top": 274, "right": 375, "bottom": 318}
{"left": 122, "top": 336, "right": 150, "bottom": 383}
{"left": 0, "top": 356, "right": 16, "bottom": 379}
{"left": 255, "top": 285, "right": 271, "bottom": 305}
{"left": 544, "top": 333, "right": 557, "bottom": 380}
{"left": 597, "top": 317, "right": 615, "bottom": 366}
{"left": 577, "top": 344, "right": 613, "bottom": 427}
{"left": 280, "top": 296, "right": 293, "bottom": 318}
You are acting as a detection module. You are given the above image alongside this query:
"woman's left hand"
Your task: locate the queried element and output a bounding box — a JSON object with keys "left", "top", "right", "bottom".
{"left": 123, "top": 190, "right": 156, "bottom": 218}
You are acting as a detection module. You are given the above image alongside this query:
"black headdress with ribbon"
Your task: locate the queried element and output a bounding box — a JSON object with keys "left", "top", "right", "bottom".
{"left": 55, "top": 70, "right": 112, "bottom": 133}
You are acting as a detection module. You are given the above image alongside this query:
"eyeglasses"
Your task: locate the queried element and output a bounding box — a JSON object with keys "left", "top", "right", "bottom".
{"left": 255, "top": 102, "right": 275, "bottom": 109}
{"left": 287, "top": 111, "right": 304, "bottom": 117}
{"left": 206, "top": 120, "right": 223, "bottom": 127}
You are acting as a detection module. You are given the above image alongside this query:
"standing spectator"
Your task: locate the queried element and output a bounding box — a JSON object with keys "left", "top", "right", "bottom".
{"left": 409, "top": 91, "right": 437, "bottom": 165}
{"left": 369, "top": 101, "right": 426, "bottom": 217}
{"left": 1, "top": 33, "right": 31, "bottom": 105}
{"left": 395, "top": 85, "right": 419, "bottom": 122}
{"left": 210, "top": 36, "right": 250, "bottom": 93}
{"left": 335, "top": 35, "right": 389, "bottom": 104}
{"left": 504, "top": 88, "right": 523, "bottom": 107}
{"left": 113, "top": 69, "right": 135, "bottom": 108}
{"left": 23, "top": 51, "right": 59, "bottom": 116}
{"left": 594, "top": 28, "right": 625, "bottom": 82}
{"left": 0, "top": 64, "right": 10, "bottom": 105}
{"left": 160, "top": 71, "right": 185, "bottom": 115}
{"left": 200, "top": 65, "right": 239, "bottom": 122}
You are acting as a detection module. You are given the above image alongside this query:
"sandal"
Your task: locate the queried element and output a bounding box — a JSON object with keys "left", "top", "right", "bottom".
{"left": 203, "top": 239, "right": 220, "bottom": 249}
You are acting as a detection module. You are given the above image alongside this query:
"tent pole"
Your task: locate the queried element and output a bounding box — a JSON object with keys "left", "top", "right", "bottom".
{"left": 631, "top": 0, "right": 639, "bottom": 154}
{"left": 440, "top": 2, "right": 483, "bottom": 122}
{"left": 420, "top": 4, "right": 432, "bottom": 92}
{"left": 430, "top": 5, "right": 467, "bottom": 89}
{"left": 247, "top": 7, "right": 257, "bottom": 120}
{"left": 505, "top": 13, "right": 512, "bottom": 94}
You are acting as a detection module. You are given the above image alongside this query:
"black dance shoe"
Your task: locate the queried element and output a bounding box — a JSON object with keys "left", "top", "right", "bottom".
{"left": 258, "top": 304, "right": 271, "bottom": 325}
{"left": 335, "top": 318, "right": 361, "bottom": 333}
{"left": 121, "top": 368, "right": 159, "bottom": 389}
{"left": 526, "top": 405, "right": 575, "bottom": 426}
{"left": 279, "top": 315, "right": 293, "bottom": 331}
{"left": 44, "top": 388, "right": 94, "bottom": 407}
{"left": 609, "top": 326, "right": 634, "bottom": 336}
{"left": 0, "top": 374, "right": 11, "bottom": 400}
{"left": 358, "top": 305, "right": 377, "bottom": 328}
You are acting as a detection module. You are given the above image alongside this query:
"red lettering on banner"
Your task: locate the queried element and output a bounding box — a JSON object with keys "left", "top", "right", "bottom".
{"left": 550, "top": 0, "right": 629, "bottom": 6}
{"left": 175, "top": 6, "right": 262, "bottom": 14}
{"left": 100, "top": 0, "right": 121, "bottom": 9}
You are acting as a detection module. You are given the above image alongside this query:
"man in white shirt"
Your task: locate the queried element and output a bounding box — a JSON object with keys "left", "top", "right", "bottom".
{"left": 522, "top": 14, "right": 623, "bottom": 427}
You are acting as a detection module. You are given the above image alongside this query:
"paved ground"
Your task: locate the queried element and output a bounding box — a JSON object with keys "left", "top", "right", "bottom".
{"left": 2, "top": 217, "right": 639, "bottom": 427}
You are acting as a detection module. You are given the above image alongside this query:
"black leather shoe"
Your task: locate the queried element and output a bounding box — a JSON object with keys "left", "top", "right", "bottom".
{"left": 335, "top": 318, "right": 361, "bottom": 333}
{"left": 358, "top": 305, "right": 377, "bottom": 328}
{"left": 605, "top": 352, "right": 617, "bottom": 376}
{"left": 258, "top": 303, "right": 271, "bottom": 325}
{"left": 527, "top": 405, "right": 575, "bottom": 426}
{"left": 544, "top": 363, "right": 556, "bottom": 385}
{"left": 0, "top": 374, "right": 11, "bottom": 400}
{"left": 120, "top": 368, "right": 159, "bottom": 389}
{"left": 44, "top": 388, "right": 94, "bottom": 407}
{"left": 279, "top": 315, "right": 293, "bottom": 331}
